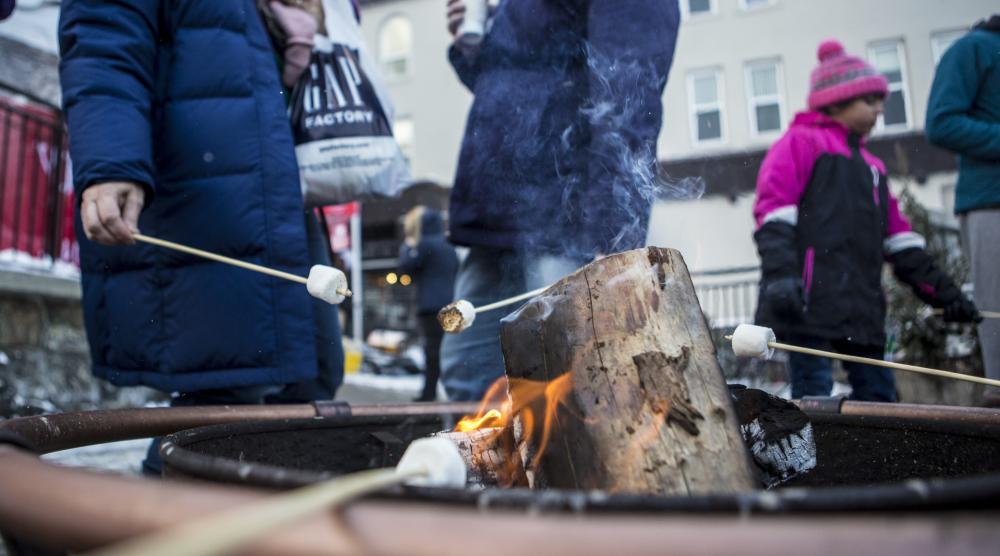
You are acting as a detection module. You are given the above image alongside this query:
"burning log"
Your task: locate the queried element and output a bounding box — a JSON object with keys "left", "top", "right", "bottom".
{"left": 434, "top": 427, "right": 528, "bottom": 488}
{"left": 500, "top": 247, "right": 755, "bottom": 495}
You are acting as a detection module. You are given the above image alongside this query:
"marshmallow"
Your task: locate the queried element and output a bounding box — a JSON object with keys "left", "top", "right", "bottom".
{"left": 438, "top": 299, "right": 476, "bottom": 334}
{"left": 306, "top": 265, "right": 348, "bottom": 305}
{"left": 732, "top": 324, "right": 776, "bottom": 359}
{"left": 395, "top": 437, "right": 467, "bottom": 488}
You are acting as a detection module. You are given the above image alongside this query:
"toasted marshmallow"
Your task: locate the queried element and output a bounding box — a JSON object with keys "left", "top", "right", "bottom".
{"left": 438, "top": 300, "right": 476, "bottom": 333}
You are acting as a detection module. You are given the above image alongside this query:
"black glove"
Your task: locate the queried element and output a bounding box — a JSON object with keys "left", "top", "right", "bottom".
{"left": 943, "top": 296, "right": 982, "bottom": 323}
{"left": 763, "top": 277, "right": 804, "bottom": 319}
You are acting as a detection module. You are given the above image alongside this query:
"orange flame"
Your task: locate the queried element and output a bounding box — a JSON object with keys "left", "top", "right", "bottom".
{"left": 452, "top": 372, "right": 576, "bottom": 479}
{"left": 455, "top": 408, "right": 504, "bottom": 432}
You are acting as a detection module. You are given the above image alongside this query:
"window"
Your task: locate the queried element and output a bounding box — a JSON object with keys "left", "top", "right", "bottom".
{"left": 931, "top": 28, "right": 966, "bottom": 66}
{"left": 378, "top": 15, "right": 413, "bottom": 79}
{"left": 868, "top": 40, "right": 911, "bottom": 130}
{"left": 739, "top": 0, "right": 774, "bottom": 10}
{"left": 744, "top": 59, "right": 785, "bottom": 136}
{"left": 680, "top": 0, "right": 715, "bottom": 19}
{"left": 394, "top": 116, "right": 415, "bottom": 163}
{"left": 687, "top": 69, "right": 726, "bottom": 145}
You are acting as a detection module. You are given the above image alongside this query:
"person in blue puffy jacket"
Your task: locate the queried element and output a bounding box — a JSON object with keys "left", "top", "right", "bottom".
{"left": 59, "top": 0, "right": 343, "bottom": 472}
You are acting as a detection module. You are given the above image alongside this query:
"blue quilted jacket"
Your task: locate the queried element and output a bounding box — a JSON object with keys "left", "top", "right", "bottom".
{"left": 59, "top": 0, "right": 318, "bottom": 392}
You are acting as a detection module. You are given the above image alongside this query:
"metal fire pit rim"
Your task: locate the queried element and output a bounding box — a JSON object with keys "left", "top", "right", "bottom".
{"left": 161, "top": 413, "right": 453, "bottom": 490}
{"left": 160, "top": 411, "right": 1000, "bottom": 515}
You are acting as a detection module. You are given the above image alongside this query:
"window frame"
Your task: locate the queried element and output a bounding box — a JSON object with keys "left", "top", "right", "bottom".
{"left": 679, "top": 0, "right": 717, "bottom": 20}
{"left": 867, "top": 39, "right": 912, "bottom": 133}
{"left": 377, "top": 14, "right": 414, "bottom": 81}
{"left": 393, "top": 115, "right": 415, "bottom": 163}
{"left": 686, "top": 67, "right": 728, "bottom": 147}
{"left": 930, "top": 28, "right": 967, "bottom": 67}
{"left": 743, "top": 58, "right": 786, "bottom": 139}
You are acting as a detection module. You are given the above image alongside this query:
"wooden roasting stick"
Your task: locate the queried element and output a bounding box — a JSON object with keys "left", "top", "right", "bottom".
{"left": 729, "top": 324, "right": 1000, "bottom": 389}
{"left": 85, "top": 437, "right": 465, "bottom": 556}
{"left": 932, "top": 308, "right": 1000, "bottom": 319}
{"left": 438, "top": 286, "right": 550, "bottom": 333}
{"left": 133, "top": 233, "right": 352, "bottom": 299}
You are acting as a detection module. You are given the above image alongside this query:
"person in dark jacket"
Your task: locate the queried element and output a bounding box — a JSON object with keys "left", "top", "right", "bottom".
{"left": 0, "top": 0, "right": 14, "bottom": 21}
{"left": 926, "top": 15, "right": 1000, "bottom": 406}
{"left": 398, "top": 207, "right": 459, "bottom": 401}
{"left": 59, "top": 0, "right": 342, "bottom": 472}
{"left": 440, "top": 0, "right": 680, "bottom": 401}
{"left": 753, "top": 39, "right": 979, "bottom": 402}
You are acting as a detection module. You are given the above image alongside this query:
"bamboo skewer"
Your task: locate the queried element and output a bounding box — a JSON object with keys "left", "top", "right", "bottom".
{"left": 931, "top": 308, "right": 1000, "bottom": 319}
{"left": 133, "top": 233, "right": 351, "bottom": 297}
{"left": 86, "top": 468, "right": 416, "bottom": 556}
{"left": 474, "top": 286, "right": 549, "bottom": 314}
{"left": 726, "top": 331, "right": 1000, "bottom": 389}
{"left": 438, "top": 285, "right": 551, "bottom": 333}
{"left": 85, "top": 437, "right": 465, "bottom": 556}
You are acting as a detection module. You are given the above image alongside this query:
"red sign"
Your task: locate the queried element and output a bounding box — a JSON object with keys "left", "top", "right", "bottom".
{"left": 0, "top": 96, "right": 77, "bottom": 266}
{"left": 321, "top": 201, "right": 359, "bottom": 252}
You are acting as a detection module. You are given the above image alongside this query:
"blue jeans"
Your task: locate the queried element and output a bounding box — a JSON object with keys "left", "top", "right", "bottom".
{"left": 787, "top": 335, "right": 896, "bottom": 402}
{"left": 440, "top": 247, "right": 586, "bottom": 401}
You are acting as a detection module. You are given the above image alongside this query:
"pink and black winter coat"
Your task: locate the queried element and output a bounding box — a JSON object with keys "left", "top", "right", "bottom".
{"left": 752, "top": 112, "right": 961, "bottom": 345}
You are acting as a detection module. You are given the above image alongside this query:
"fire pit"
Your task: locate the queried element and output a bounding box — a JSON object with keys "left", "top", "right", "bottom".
{"left": 160, "top": 403, "right": 1000, "bottom": 514}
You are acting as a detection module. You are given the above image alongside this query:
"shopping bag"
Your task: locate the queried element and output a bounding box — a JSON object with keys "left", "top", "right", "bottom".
{"left": 288, "top": 1, "right": 409, "bottom": 206}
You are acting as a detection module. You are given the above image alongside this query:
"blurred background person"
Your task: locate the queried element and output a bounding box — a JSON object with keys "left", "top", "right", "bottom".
{"left": 926, "top": 14, "right": 1000, "bottom": 407}
{"left": 398, "top": 206, "right": 458, "bottom": 401}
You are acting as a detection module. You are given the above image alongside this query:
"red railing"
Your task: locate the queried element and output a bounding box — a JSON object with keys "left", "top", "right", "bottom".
{"left": 0, "top": 95, "right": 77, "bottom": 268}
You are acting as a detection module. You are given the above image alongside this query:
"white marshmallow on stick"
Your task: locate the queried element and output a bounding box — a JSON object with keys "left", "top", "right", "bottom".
{"left": 88, "top": 437, "right": 465, "bottom": 556}
{"left": 727, "top": 323, "right": 1000, "bottom": 389}
{"left": 306, "top": 264, "right": 350, "bottom": 305}
{"left": 731, "top": 324, "right": 777, "bottom": 359}
{"left": 133, "top": 234, "right": 352, "bottom": 304}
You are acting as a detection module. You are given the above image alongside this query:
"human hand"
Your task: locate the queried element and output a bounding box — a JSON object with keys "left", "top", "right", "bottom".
{"left": 80, "top": 181, "right": 145, "bottom": 245}
{"left": 943, "top": 296, "right": 982, "bottom": 323}
{"left": 269, "top": 1, "right": 319, "bottom": 39}
{"left": 447, "top": 0, "right": 466, "bottom": 38}
{"left": 764, "top": 277, "right": 804, "bottom": 319}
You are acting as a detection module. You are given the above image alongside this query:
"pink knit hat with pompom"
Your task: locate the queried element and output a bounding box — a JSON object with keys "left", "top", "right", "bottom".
{"left": 807, "top": 39, "right": 888, "bottom": 111}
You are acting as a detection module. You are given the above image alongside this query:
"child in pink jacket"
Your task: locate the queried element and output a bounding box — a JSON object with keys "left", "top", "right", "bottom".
{"left": 752, "top": 40, "right": 979, "bottom": 401}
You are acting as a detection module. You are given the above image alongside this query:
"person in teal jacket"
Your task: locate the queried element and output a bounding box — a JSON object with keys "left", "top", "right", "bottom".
{"left": 926, "top": 14, "right": 1000, "bottom": 406}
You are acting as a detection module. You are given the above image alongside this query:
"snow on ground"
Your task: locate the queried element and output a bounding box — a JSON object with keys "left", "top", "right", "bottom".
{"left": 30, "top": 373, "right": 429, "bottom": 474}
{"left": 41, "top": 438, "right": 149, "bottom": 475}
{"left": 0, "top": 249, "right": 79, "bottom": 279}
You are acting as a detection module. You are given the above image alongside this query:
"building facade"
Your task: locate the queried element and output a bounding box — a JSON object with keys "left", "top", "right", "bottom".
{"left": 359, "top": 0, "right": 995, "bottom": 326}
